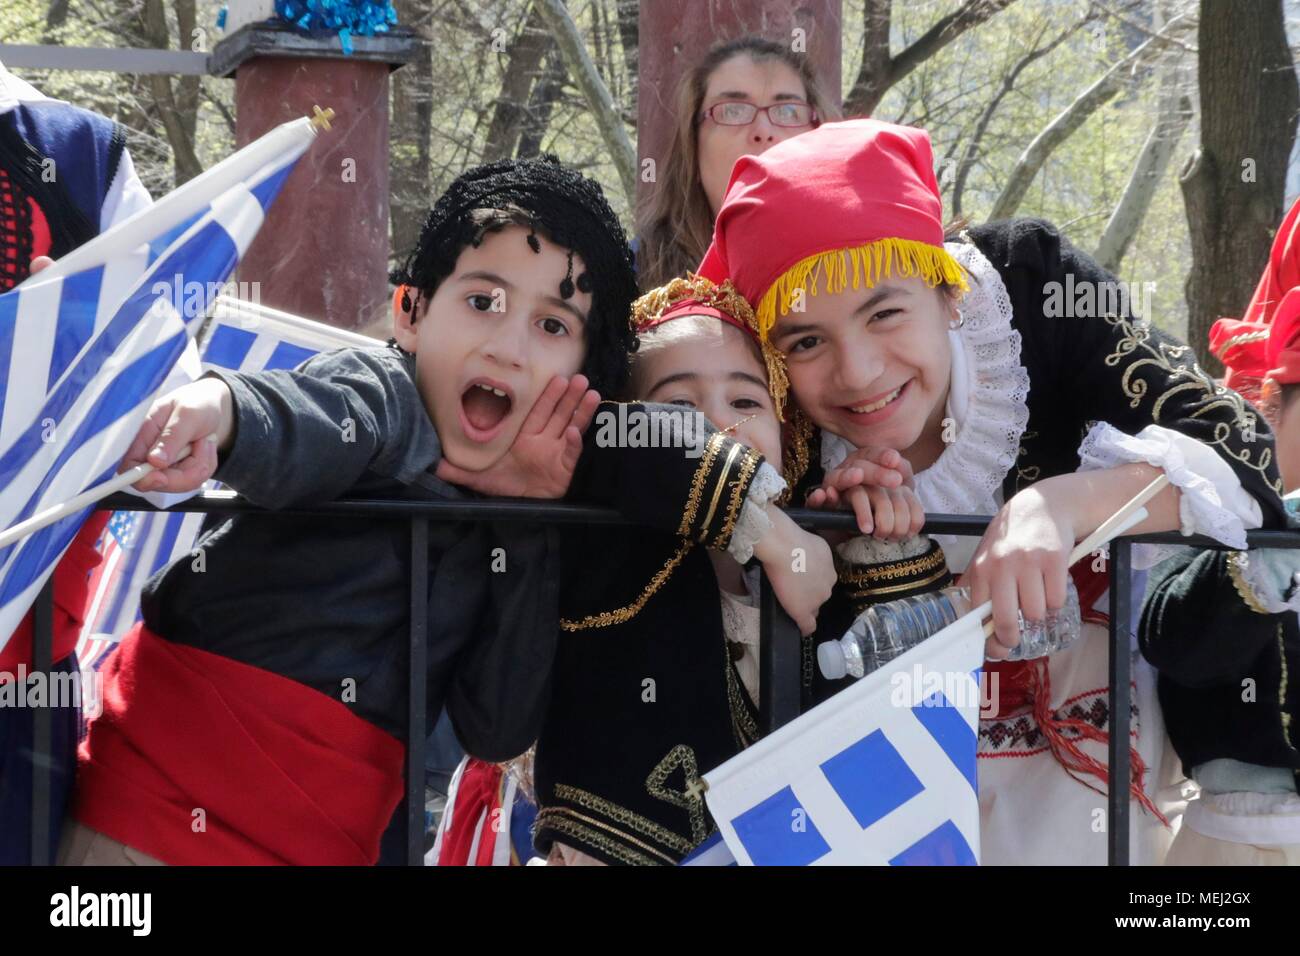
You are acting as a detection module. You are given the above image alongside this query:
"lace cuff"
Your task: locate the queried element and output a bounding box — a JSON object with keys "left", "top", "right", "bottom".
{"left": 1077, "top": 423, "right": 1262, "bottom": 568}
{"left": 726, "top": 462, "right": 787, "bottom": 563}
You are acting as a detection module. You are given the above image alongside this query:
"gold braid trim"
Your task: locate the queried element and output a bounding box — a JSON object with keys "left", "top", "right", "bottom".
{"left": 560, "top": 541, "right": 693, "bottom": 631}
{"left": 780, "top": 408, "right": 815, "bottom": 500}
{"left": 677, "top": 431, "right": 725, "bottom": 537}
{"left": 725, "top": 638, "right": 760, "bottom": 749}
{"left": 837, "top": 547, "right": 948, "bottom": 586}
{"left": 848, "top": 564, "right": 951, "bottom": 601}
{"left": 1214, "top": 328, "right": 1269, "bottom": 364}
{"left": 645, "top": 745, "right": 709, "bottom": 845}
{"left": 552, "top": 783, "right": 696, "bottom": 856}
{"left": 697, "top": 442, "right": 742, "bottom": 542}
{"left": 1227, "top": 551, "right": 1273, "bottom": 616}
{"left": 1102, "top": 314, "right": 1281, "bottom": 496}
{"left": 712, "top": 447, "right": 761, "bottom": 550}
{"left": 534, "top": 809, "right": 672, "bottom": 866}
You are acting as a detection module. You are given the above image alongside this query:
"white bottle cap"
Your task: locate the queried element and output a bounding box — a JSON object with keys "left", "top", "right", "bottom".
{"left": 817, "top": 640, "right": 848, "bottom": 680}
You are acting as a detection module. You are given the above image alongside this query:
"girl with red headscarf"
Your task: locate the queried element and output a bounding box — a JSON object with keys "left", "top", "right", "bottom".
{"left": 699, "top": 117, "right": 1287, "bottom": 864}
{"left": 1139, "top": 198, "right": 1300, "bottom": 865}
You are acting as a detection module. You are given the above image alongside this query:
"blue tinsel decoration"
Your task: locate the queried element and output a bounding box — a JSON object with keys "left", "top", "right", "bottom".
{"left": 272, "top": 1, "right": 398, "bottom": 55}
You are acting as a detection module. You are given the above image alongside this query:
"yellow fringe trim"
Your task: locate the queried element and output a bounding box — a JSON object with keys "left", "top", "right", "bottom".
{"left": 755, "top": 238, "right": 970, "bottom": 341}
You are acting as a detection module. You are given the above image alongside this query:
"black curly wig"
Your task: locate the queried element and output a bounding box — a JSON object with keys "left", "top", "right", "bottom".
{"left": 389, "top": 155, "right": 638, "bottom": 397}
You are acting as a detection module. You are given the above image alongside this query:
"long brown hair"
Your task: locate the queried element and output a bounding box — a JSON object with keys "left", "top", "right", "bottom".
{"left": 636, "top": 37, "right": 840, "bottom": 291}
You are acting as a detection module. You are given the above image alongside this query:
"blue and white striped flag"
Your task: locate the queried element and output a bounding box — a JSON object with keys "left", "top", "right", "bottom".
{"left": 0, "top": 116, "right": 323, "bottom": 654}
{"left": 701, "top": 612, "right": 985, "bottom": 866}
{"left": 74, "top": 297, "right": 374, "bottom": 662}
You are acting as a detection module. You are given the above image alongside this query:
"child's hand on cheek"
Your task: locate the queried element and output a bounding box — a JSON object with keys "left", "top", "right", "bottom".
{"left": 753, "top": 507, "right": 836, "bottom": 636}
{"left": 806, "top": 447, "right": 923, "bottom": 540}
{"left": 435, "top": 374, "right": 600, "bottom": 499}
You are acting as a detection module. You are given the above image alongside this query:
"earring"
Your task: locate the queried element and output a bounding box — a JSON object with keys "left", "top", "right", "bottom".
{"left": 949, "top": 311, "right": 965, "bottom": 330}
{"left": 400, "top": 287, "right": 412, "bottom": 312}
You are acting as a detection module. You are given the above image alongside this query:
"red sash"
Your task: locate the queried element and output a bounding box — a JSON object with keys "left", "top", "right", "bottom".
{"left": 75, "top": 623, "right": 405, "bottom": 865}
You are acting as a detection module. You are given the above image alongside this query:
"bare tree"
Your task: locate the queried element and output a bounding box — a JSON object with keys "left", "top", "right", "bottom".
{"left": 951, "top": 17, "right": 1089, "bottom": 218}
{"left": 390, "top": 0, "right": 434, "bottom": 261}
{"left": 1181, "top": 0, "right": 1299, "bottom": 372}
{"left": 532, "top": 0, "right": 636, "bottom": 205}
{"left": 139, "top": 0, "right": 202, "bottom": 185}
{"left": 988, "top": 11, "right": 1192, "bottom": 221}
{"left": 844, "top": 0, "right": 1022, "bottom": 117}
{"left": 481, "top": 3, "right": 555, "bottom": 162}
{"left": 1094, "top": 49, "right": 1193, "bottom": 272}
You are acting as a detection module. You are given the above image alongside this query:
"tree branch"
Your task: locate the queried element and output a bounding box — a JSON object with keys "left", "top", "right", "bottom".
{"left": 988, "top": 12, "right": 1191, "bottom": 220}
{"left": 532, "top": 0, "right": 636, "bottom": 206}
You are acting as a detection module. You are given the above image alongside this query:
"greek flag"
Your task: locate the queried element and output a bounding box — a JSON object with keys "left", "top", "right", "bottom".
{"left": 0, "top": 115, "right": 323, "bottom": 654}
{"left": 74, "top": 296, "right": 373, "bottom": 662}
{"left": 702, "top": 612, "right": 985, "bottom": 866}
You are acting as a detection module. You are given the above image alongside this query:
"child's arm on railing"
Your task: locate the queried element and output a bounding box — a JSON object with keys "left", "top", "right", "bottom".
{"left": 121, "top": 347, "right": 441, "bottom": 507}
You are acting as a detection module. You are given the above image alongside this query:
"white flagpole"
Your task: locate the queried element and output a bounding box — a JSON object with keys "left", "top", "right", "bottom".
{"left": 0, "top": 446, "right": 194, "bottom": 550}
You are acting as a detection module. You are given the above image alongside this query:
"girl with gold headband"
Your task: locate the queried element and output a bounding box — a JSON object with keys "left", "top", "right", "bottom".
{"left": 529, "top": 274, "right": 874, "bottom": 866}
{"left": 698, "top": 117, "right": 1288, "bottom": 865}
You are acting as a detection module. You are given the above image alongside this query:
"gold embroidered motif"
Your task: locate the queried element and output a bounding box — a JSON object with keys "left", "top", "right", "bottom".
{"left": 560, "top": 541, "right": 693, "bottom": 631}
{"left": 551, "top": 783, "right": 696, "bottom": 855}
{"left": 678, "top": 432, "right": 726, "bottom": 537}
{"left": 698, "top": 443, "right": 742, "bottom": 541}
{"left": 534, "top": 809, "right": 671, "bottom": 865}
{"left": 1102, "top": 314, "right": 1281, "bottom": 495}
{"left": 713, "top": 448, "right": 761, "bottom": 549}
{"left": 1227, "top": 551, "right": 1273, "bottom": 616}
{"left": 645, "top": 745, "right": 709, "bottom": 845}
{"left": 1214, "top": 328, "right": 1270, "bottom": 365}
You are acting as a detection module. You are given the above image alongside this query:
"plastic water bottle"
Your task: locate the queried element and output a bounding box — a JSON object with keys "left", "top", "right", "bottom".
{"left": 816, "top": 578, "right": 1081, "bottom": 680}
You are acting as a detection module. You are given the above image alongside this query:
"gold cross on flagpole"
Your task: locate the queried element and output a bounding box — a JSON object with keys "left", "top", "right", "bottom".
{"left": 310, "top": 106, "right": 336, "bottom": 131}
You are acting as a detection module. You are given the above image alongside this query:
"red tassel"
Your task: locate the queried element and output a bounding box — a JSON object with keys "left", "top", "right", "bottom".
{"left": 1025, "top": 659, "right": 1168, "bottom": 826}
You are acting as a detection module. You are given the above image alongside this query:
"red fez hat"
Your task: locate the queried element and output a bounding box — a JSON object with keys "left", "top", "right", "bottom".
{"left": 698, "top": 118, "right": 968, "bottom": 339}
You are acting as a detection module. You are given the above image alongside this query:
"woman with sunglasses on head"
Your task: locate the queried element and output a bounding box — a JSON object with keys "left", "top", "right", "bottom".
{"left": 636, "top": 37, "right": 839, "bottom": 291}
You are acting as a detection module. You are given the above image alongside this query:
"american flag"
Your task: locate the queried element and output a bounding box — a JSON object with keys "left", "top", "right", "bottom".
{"left": 701, "top": 611, "right": 985, "bottom": 865}
{"left": 0, "top": 116, "right": 321, "bottom": 654}
{"left": 73, "top": 297, "right": 374, "bottom": 664}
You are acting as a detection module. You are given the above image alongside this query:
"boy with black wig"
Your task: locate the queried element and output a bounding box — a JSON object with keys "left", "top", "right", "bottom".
{"left": 64, "top": 156, "right": 639, "bottom": 866}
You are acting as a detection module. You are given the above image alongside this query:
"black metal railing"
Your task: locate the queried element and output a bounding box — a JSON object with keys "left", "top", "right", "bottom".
{"left": 24, "top": 493, "right": 1300, "bottom": 866}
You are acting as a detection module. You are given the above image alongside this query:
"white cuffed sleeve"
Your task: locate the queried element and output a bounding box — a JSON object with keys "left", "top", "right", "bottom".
{"left": 726, "top": 461, "right": 787, "bottom": 563}
{"left": 1077, "top": 422, "right": 1263, "bottom": 568}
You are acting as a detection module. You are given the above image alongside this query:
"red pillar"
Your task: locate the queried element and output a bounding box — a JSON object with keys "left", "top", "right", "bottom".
{"left": 211, "top": 27, "right": 419, "bottom": 331}
{"left": 636, "top": 0, "right": 843, "bottom": 216}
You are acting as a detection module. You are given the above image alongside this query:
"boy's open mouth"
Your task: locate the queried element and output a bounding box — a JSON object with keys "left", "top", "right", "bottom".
{"left": 460, "top": 379, "right": 515, "bottom": 442}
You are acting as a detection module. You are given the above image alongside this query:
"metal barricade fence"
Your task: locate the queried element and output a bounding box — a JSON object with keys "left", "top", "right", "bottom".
{"left": 24, "top": 493, "right": 1300, "bottom": 866}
